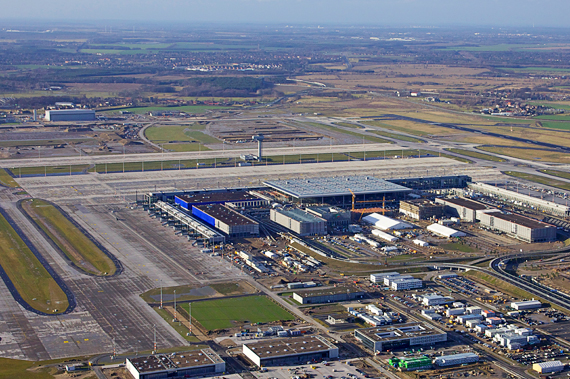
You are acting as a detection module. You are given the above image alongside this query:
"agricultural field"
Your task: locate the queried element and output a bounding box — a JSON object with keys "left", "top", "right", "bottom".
{"left": 21, "top": 199, "right": 116, "bottom": 276}
{"left": 191, "top": 296, "right": 294, "bottom": 331}
{"left": 0, "top": 210, "right": 68, "bottom": 314}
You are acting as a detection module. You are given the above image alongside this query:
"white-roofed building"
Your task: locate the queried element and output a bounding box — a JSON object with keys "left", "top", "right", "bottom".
{"left": 363, "top": 213, "right": 413, "bottom": 230}
{"left": 371, "top": 229, "right": 398, "bottom": 242}
{"left": 426, "top": 223, "right": 466, "bottom": 238}
{"left": 533, "top": 361, "right": 564, "bottom": 374}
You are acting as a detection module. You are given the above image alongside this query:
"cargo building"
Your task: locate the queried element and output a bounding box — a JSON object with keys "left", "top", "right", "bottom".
{"left": 270, "top": 208, "right": 326, "bottom": 236}
{"left": 44, "top": 109, "right": 96, "bottom": 122}
{"left": 242, "top": 335, "right": 338, "bottom": 367}
{"left": 192, "top": 204, "right": 259, "bottom": 238}
{"left": 126, "top": 349, "right": 225, "bottom": 379}
{"left": 292, "top": 287, "right": 365, "bottom": 304}
{"left": 354, "top": 323, "right": 447, "bottom": 353}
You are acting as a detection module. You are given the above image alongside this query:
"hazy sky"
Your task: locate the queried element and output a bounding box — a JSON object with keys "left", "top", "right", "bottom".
{"left": 2, "top": 0, "right": 569, "bottom": 27}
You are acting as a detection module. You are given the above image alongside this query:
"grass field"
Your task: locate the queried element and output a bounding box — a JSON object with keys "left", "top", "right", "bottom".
{"left": 0, "top": 358, "right": 54, "bottom": 379}
{"left": 21, "top": 199, "right": 115, "bottom": 276}
{"left": 8, "top": 165, "right": 89, "bottom": 177}
{"left": 503, "top": 171, "right": 570, "bottom": 192}
{"left": 540, "top": 121, "right": 570, "bottom": 131}
{"left": 463, "top": 271, "right": 549, "bottom": 304}
{"left": 300, "top": 122, "right": 393, "bottom": 144}
{"left": 478, "top": 146, "right": 570, "bottom": 164}
{"left": 104, "top": 105, "right": 230, "bottom": 115}
{"left": 154, "top": 307, "right": 200, "bottom": 343}
{"left": 368, "top": 130, "right": 425, "bottom": 143}
{"left": 540, "top": 169, "right": 570, "bottom": 181}
{"left": 445, "top": 148, "right": 506, "bottom": 162}
{"left": 0, "top": 211, "right": 68, "bottom": 314}
{"left": 191, "top": 296, "right": 294, "bottom": 331}
{"left": 440, "top": 242, "right": 477, "bottom": 253}
{"left": 0, "top": 169, "right": 19, "bottom": 187}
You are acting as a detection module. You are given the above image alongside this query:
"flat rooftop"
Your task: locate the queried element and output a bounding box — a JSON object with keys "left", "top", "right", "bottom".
{"left": 294, "top": 286, "right": 364, "bottom": 298}
{"left": 274, "top": 208, "right": 326, "bottom": 223}
{"left": 244, "top": 335, "right": 336, "bottom": 359}
{"left": 128, "top": 349, "right": 223, "bottom": 373}
{"left": 491, "top": 212, "right": 555, "bottom": 229}
{"left": 264, "top": 175, "right": 411, "bottom": 198}
{"left": 438, "top": 197, "right": 487, "bottom": 210}
{"left": 177, "top": 191, "right": 260, "bottom": 204}
{"left": 194, "top": 204, "right": 258, "bottom": 226}
{"left": 356, "top": 322, "right": 445, "bottom": 342}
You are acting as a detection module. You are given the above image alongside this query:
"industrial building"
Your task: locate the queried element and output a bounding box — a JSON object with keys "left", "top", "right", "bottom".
{"left": 125, "top": 349, "right": 225, "bottom": 379}
{"left": 433, "top": 353, "right": 479, "bottom": 367}
{"left": 362, "top": 213, "right": 413, "bottom": 230}
{"left": 354, "top": 323, "right": 447, "bottom": 353}
{"left": 468, "top": 182, "right": 570, "bottom": 217}
{"left": 399, "top": 200, "right": 446, "bottom": 220}
{"left": 422, "top": 294, "right": 453, "bottom": 306}
{"left": 477, "top": 211, "right": 556, "bottom": 243}
{"left": 263, "top": 176, "right": 411, "bottom": 206}
{"left": 383, "top": 273, "right": 423, "bottom": 290}
{"left": 270, "top": 208, "right": 326, "bottom": 236}
{"left": 44, "top": 109, "right": 96, "bottom": 122}
{"left": 305, "top": 206, "right": 351, "bottom": 229}
{"left": 192, "top": 204, "right": 259, "bottom": 238}
{"left": 292, "top": 287, "right": 365, "bottom": 304}
{"left": 175, "top": 191, "right": 268, "bottom": 210}
{"left": 435, "top": 197, "right": 488, "bottom": 222}
{"left": 510, "top": 300, "right": 542, "bottom": 310}
{"left": 533, "top": 361, "right": 564, "bottom": 374}
{"left": 242, "top": 335, "right": 338, "bottom": 367}
{"left": 426, "top": 223, "right": 466, "bottom": 238}
{"left": 388, "top": 356, "right": 432, "bottom": 371}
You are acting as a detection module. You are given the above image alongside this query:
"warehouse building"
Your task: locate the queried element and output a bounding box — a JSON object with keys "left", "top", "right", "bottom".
{"left": 533, "top": 361, "right": 564, "bottom": 374}
{"left": 270, "top": 208, "right": 326, "bottom": 236}
{"left": 371, "top": 229, "right": 398, "bottom": 242}
{"left": 434, "top": 353, "right": 479, "bottom": 367}
{"left": 435, "top": 197, "right": 488, "bottom": 222}
{"left": 510, "top": 300, "right": 542, "bottom": 310}
{"left": 305, "top": 206, "right": 351, "bottom": 229}
{"left": 175, "top": 191, "right": 267, "bottom": 210}
{"left": 292, "top": 287, "right": 365, "bottom": 304}
{"left": 44, "top": 109, "right": 96, "bottom": 122}
{"left": 242, "top": 335, "right": 338, "bottom": 367}
{"left": 468, "top": 182, "right": 570, "bottom": 217}
{"left": 354, "top": 323, "right": 447, "bottom": 353}
{"left": 399, "top": 200, "right": 446, "bottom": 220}
{"left": 264, "top": 176, "right": 411, "bottom": 207}
{"left": 126, "top": 349, "right": 225, "bottom": 379}
{"left": 426, "top": 223, "right": 466, "bottom": 238}
{"left": 477, "top": 211, "right": 556, "bottom": 243}
{"left": 362, "top": 213, "right": 413, "bottom": 230}
{"left": 192, "top": 204, "right": 259, "bottom": 238}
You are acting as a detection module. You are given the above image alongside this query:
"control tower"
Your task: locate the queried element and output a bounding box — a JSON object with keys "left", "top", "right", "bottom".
{"left": 252, "top": 134, "right": 264, "bottom": 159}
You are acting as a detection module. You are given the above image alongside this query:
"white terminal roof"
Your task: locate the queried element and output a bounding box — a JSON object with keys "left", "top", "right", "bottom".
{"left": 427, "top": 223, "right": 466, "bottom": 238}
{"left": 363, "top": 213, "right": 413, "bottom": 230}
{"left": 263, "top": 176, "right": 411, "bottom": 199}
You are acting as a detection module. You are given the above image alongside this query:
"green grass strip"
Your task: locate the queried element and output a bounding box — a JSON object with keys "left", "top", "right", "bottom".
{"left": 504, "top": 171, "right": 570, "bottom": 192}
{"left": 445, "top": 148, "right": 506, "bottom": 162}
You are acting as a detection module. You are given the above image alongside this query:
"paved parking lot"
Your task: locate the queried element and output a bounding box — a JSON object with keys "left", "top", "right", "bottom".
{"left": 252, "top": 360, "right": 367, "bottom": 379}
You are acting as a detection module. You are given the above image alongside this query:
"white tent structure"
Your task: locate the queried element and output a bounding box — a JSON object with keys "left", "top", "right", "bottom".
{"left": 362, "top": 213, "right": 412, "bottom": 230}
{"left": 371, "top": 229, "right": 398, "bottom": 242}
{"left": 427, "top": 223, "right": 466, "bottom": 238}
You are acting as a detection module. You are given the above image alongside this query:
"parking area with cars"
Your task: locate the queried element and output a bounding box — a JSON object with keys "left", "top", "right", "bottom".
{"left": 252, "top": 360, "right": 370, "bottom": 379}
